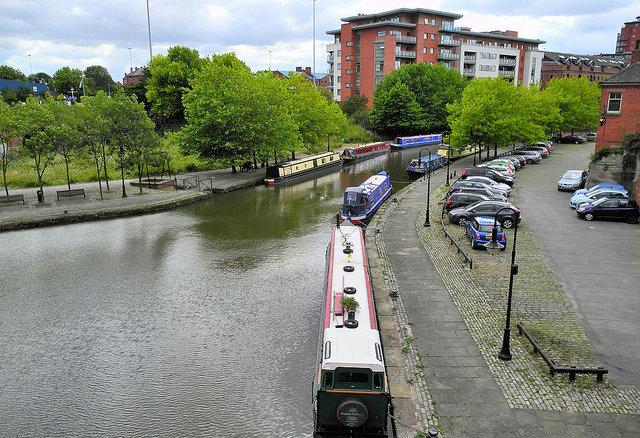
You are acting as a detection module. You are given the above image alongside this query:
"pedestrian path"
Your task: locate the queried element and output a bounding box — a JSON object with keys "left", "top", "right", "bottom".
{"left": 366, "top": 168, "right": 640, "bottom": 437}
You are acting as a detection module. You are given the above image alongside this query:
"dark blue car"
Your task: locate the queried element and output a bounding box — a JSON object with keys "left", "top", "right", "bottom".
{"left": 465, "top": 216, "right": 506, "bottom": 250}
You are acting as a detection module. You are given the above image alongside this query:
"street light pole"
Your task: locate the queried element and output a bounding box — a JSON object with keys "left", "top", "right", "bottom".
{"left": 484, "top": 206, "right": 519, "bottom": 361}
{"left": 442, "top": 131, "right": 451, "bottom": 186}
{"left": 418, "top": 147, "right": 432, "bottom": 227}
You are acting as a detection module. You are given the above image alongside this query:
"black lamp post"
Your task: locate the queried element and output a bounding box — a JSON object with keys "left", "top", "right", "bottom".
{"left": 442, "top": 131, "right": 451, "bottom": 186}
{"left": 471, "top": 129, "right": 476, "bottom": 166}
{"left": 484, "top": 206, "right": 519, "bottom": 361}
{"left": 418, "top": 147, "right": 432, "bottom": 227}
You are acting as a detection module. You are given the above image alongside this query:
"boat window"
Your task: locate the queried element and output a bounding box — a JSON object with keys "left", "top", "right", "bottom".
{"left": 323, "top": 371, "right": 334, "bottom": 388}
{"left": 338, "top": 371, "right": 368, "bottom": 384}
{"left": 373, "top": 373, "right": 383, "bottom": 389}
{"left": 324, "top": 341, "right": 331, "bottom": 359}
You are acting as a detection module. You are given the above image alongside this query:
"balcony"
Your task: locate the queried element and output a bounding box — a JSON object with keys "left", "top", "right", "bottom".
{"left": 438, "top": 37, "right": 460, "bottom": 46}
{"left": 463, "top": 68, "right": 476, "bottom": 76}
{"left": 499, "top": 58, "right": 517, "bottom": 65}
{"left": 395, "top": 35, "right": 417, "bottom": 44}
{"left": 439, "top": 24, "right": 461, "bottom": 32}
{"left": 437, "top": 51, "right": 459, "bottom": 61}
{"left": 395, "top": 49, "right": 417, "bottom": 59}
{"left": 464, "top": 56, "right": 476, "bottom": 62}
{"left": 499, "top": 70, "right": 515, "bottom": 77}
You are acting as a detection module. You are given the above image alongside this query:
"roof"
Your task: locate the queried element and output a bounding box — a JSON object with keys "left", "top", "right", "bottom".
{"left": 341, "top": 8, "right": 463, "bottom": 22}
{"left": 600, "top": 62, "right": 640, "bottom": 86}
{"left": 543, "top": 51, "right": 630, "bottom": 69}
{"left": 0, "top": 79, "right": 49, "bottom": 95}
{"left": 458, "top": 29, "right": 545, "bottom": 45}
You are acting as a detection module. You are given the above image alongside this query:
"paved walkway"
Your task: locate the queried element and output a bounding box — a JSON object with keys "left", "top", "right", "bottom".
{"left": 365, "top": 166, "right": 640, "bottom": 437}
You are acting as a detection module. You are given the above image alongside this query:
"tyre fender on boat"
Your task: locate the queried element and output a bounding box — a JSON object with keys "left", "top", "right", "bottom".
{"left": 336, "top": 397, "right": 368, "bottom": 428}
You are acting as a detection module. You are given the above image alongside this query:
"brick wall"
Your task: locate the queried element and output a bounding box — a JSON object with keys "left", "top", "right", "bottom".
{"left": 596, "top": 85, "right": 640, "bottom": 151}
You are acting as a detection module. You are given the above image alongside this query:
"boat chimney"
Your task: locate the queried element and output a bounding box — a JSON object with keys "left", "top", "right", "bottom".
{"left": 336, "top": 213, "right": 341, "bottom": 228}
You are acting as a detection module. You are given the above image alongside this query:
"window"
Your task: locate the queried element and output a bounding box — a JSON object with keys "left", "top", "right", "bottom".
{"left": 430, "top": 47, "right": 434, "bottom": 54}
{"left": 431, "top": 33, "right": 435, "bottom": 40}
{"left": 345, "top": 55, "right": 353, "bottom": 61}
{"left": 345, "top": 69, "right": 353, "bottom": 75}
{"left": 346, "top": 41, "right": 353, "bottom": 47}
{"left": 345, "top": 83, "right": 352, "bottom": 88}
{"left": 377, "top": 30, "right": 386, "bottom": 36}
{"left": 431, "top": 19, "right": 436, "bottom": 25}
{"left": 337, "top": 50, "right": 341, "bottom": 57}
{"left": 607, "top": 92, "right": 622, "bottom": 112}
{"left": 424, "top": 33, "right": 428, "bottom": 40}
{"left": 375, "top": 62, "right": 384, "bottom": 72}
{"left": 423, "top": 47, "right": 427, "bottom": 54}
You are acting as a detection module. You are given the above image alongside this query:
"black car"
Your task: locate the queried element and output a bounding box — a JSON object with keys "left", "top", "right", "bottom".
{"left": 447, "top": 200, "right": 521, "bottom": 228}
{"left": 557, "top": 135, "right": 587, "bottom": 144}
{"left": 460, "top": 167, "right": 514, "bottom": 186}
{"left": 575, "top": 198, "right": 639, "bottom": 224}
{"left": 448, "top": 180, "right": 509, "bottom": 199}
{"left": 444, "top": 192, "right": 491, "bottom": 212}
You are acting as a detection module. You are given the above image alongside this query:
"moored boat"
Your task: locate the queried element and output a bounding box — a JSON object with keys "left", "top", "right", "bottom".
{"left": 341, "top": 172, "right": 393, "bottom": 225}
{"left": 313, "top": 219, "right": 392, "bottom": 437}
{"left": 406, "top": 153, "right": 448, "bottom": 178}
{"left": 436, "top": 144, "right": 479, "bottom": 160}
{"left": 390, "top": 133, "right": 442, "bottom": 149}
{"left": 264, "top": 151, "right": 342, "bottom": 185}
{"left": 341, "top": 141, "right": 391, "bottom": 163}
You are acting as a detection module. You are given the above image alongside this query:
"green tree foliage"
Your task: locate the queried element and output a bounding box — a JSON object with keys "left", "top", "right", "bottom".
{"left": 28, "top": 72, "right": 51, "bottom": 84}
{"left": 0, "top": 65, "right": 28, "bottom": 81}
{"left": 370, "top": 63, "right": 467, "bottom": 137}
{"left": 340, "top": 95, "right": 368, "bottom": 117}
{"left": 0, "top": 100, "right": 21, "bottom": 195}
{"left": 76, "top": 93, "right": 110, "bottom": 198}
{"left": 2, "top": 86, "right": 18, "bottom": 104}
{"left": 15, "top": 84, "right": 35, "bottom": 101}
{"left": 51, "top": 66, "right": 84, "bottom": 96}
{"left": 146, "top": 46, "right": 208, "bottom": 131}
{"left": 84, "top": 65, "right": 116, "bottom": 95}
{"left": 543, "top": 76, "right": 601, "bottom": 133}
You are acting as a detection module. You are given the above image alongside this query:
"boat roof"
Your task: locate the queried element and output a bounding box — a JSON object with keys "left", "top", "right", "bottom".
{"left": 344, "top": 172, "right": 390, "bottom": 195}
{"left": 413, "top": 153, "right": 444, "bottom": 162}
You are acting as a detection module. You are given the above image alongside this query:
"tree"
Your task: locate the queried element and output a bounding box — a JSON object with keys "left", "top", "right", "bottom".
{"left": 370, "top": 82, "right": 422, "bottom": 137}
{"left": 15, "top": 84, "right": 34, "bottom": 102}
{"left": 542, "top": 76, "right": 601, "bottom": 134}
{"left": 0, "top": 65, "right": 27, "bottom": 81}
{"left": 28, "top": 72, "right": 51, "bottom": 84}
{"left": 340, "top": 95, "right": 368, "bottom": 117}
{"left": 146, "top": 46, "right": 208, "bottom": 131}
{"left": 370, "top": 63, "right": 467, "bottom": 137}
{"left": 2, "top": 86, "right": 18, "bottom": 105}
{"left": 84, "top": 65, "right": 116, "bottom": 95}
{"left": 51, "top": 66, "right": 84, "bottom": 97}
{"left": 0, "top": 100, "right": 21, "bottom": 195}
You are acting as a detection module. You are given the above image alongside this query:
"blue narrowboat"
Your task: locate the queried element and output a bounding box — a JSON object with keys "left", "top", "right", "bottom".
{"left": 406, "top": 154, "right": 448, "bottom": 178}
{"left": 390, "top": 133, "right": 443, "bottom": 149}
{"left": 341, "top": 172, "right": 393, "bottom": 225}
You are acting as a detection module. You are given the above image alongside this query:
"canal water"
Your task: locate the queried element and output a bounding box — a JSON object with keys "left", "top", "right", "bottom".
{"left": 0, "top": 147, "right": 436, "bottom": 437}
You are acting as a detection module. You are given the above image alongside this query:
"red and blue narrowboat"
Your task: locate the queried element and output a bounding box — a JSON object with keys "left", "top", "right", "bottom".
{"left": 341, "top": 172, "right": 393, "bottom": 225}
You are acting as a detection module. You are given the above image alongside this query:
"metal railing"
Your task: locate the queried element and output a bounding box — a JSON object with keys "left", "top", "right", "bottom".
{"left": 440, "top": 203, "right": 473, "bottom": 269}
{"left": 517, "top": 323, "right": 608, "bottom": 382}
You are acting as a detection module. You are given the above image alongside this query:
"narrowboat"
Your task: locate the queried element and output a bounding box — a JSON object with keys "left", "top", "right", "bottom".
{"left": 389, "top": 133, "right": 442, "bottom": 149}
{"left": 341, "top": 141, "right": 391, "bottom": 163}
{"left": 341, "top": 172, "right": 393, "bottom": 225}
{"left": 264, "top": 151, "right": 342, "bottom": 185}
{"left": 406, "top": 153, "right": 448, "bottom": 178}
{"left": 313, "top": 219, "right": 393, "bottom": 437}
{"left": 436, "top": 144, "right": 479, "bottom": 160}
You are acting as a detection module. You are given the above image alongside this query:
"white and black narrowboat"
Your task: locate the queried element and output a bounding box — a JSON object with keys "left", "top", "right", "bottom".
{"left": 341, "top": 141, "right": 391, "bottom": 163}
{"left": 312, "top": 219, "right": 393, "bottom": 437}
{"left": 406, "top": 153, "right": 448, "bottom": 178}
{"left": 341, "top": 172, "right": 393, "bottom": 225}
{"left": 389, "top": 133, "right": 442, "bottom": 149}
{"left": 264, "top": 151, "right": 342, "bottom": 185}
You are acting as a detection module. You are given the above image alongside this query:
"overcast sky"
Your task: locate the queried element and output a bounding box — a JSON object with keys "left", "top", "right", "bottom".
{"left": 1, "top": 0, "right": 636, "bottom": 84}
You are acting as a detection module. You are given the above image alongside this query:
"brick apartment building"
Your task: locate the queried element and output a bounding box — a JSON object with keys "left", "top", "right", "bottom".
{"left": 616, "top": 16, "right": 640, "bottom": 55}
{"left": 540, "top": 52, "right": 630, "bottom": 88}
{"left": 122, "top": 67, "right": 146, "bottom": 86}
{"left": 326, "top": 8, "right": 545, "bottom": 103}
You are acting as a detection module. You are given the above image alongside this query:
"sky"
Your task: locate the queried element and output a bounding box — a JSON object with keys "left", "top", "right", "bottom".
{"left": 0, "top": 0, "right": 636, "bottom": 85}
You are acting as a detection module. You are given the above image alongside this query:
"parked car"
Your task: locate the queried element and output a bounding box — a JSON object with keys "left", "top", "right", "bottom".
{"left": 557, "top": 135, "right": 587, "bottom": 144}
{"left": 488, "top": 159, "right": 517, "bottom": 172}
{"left": 460, "top": 167, "right": 514, "bottom": 186}
{"left": 569, "top": 188, "right": 629, "bottom": 208}
{"left": 574, "top": 183, "right": 626, "bottom": 197}
{"left": 511, "top": 150, "right": 542, "bottom": 164}
{"left": 463, "top": 176, "right": 512, "bottom": 195}
{"left": 447, "top": 200, "right": 520, "bottom": 228}
{"left": 465, "top": 216, "right": 506, "bottom": 250}
{"left": 576, "top": 198, "right": 639, "bottom": 224}
{"left": 536, "top": 142, "right": 553, "bottom": 153}
{"left": 515, "top": 145, "right": 549, "bottom": 157}
{"left": 557, "top": 169, "right": 588, "bottom": 191}
{"left": 444, "top": 192, "right": 491, "bottom": 212}
{"left": 448, "top": 180, "right": 509, "bottom": 198}
{"left": 499, "top": 155, "right": 526, "bottom": 168}
{"left": 478, "top": 162, "right": 515, "bottom": 176}
{"left": 585, "top": 133, "right": 597, "bottom": 142}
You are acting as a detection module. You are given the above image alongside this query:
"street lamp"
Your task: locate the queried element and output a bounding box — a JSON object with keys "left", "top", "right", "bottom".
{"left": 484, "top": 206, "right": 519, "bottom": 361}
{"left": 418, "top": 147, "right": 432, "bottom": 227}
{"left": 442, "top": 131, "right": 451, "bottom": 186}
{"left": 471, "top": 129, "right": 476, "bottom": 166}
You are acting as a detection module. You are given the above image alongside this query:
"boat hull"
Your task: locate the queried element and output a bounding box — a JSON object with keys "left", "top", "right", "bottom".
{"left": 342, "top": 141, "right": 391, "bottom": 163}
{"left": 341, "top": 172, "right": 393, "bottom": 224}
{"left": 390, "top": 133, "right": 442, "bottom": 149}
{"left": 265, "top": 151, "right": 342, "bottom": 185}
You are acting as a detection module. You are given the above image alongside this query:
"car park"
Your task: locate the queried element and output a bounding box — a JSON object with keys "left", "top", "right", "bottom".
{"left": 576, "top": 198, "right": 639, "bottom": 224}
{"left": 447, "top": 200, "right": 520, "bottom": 228}
{"left": 557, "top": 169, "right": 587, "bottom": 191}
{"left": 448, "top": 180, "right": 509, "bottom": 198}
{"left": 573, "top": 183, "right": 626, "bottom": 197}
{"left": 463, "top": 176, "right": 512, "bottom": 195}
{"left": 510, "top": 150, "right": 542, "bottom": 164}
{"left": 465, "top": 216, "right": 506, "bottom": 250}
{"left": 569, "top": 188, "right": 629, "bottom": 208}
{"left": 444, "top": 192, "right": 491, "bottom": 212}
{"left": 557, "top": 134, "right": 587, "bottom": 144}
{"left": 460, "top": 167, "right": 514, "bottom": 186}
{"left": 585, "top": 133, "right": 597, "bottom": 142}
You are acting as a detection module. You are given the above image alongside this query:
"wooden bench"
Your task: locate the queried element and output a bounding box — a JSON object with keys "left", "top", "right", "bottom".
{"left": 57, "top": 188, "right": 86, "bottom": 200}
{"left": 0, "top": 194, "right": 25, "bottom": 205}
